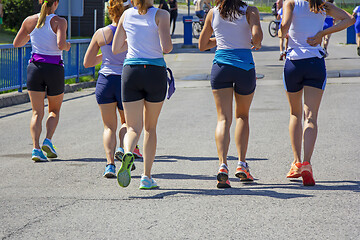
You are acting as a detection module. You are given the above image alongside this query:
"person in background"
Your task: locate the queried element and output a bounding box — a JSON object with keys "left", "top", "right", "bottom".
{"left": 168, "top": 0, "right": 178, "bottom": 36}
{"left": 322, "top": 0, "right": 335, "bottom": 57}
{"left": 199, "top": 0, "right": 263, "bottom": 188}
{"left": 278, "top": 4, "right": 288, "bottom": 60}
{"left": 112, "top": 0, "right": 172, "bottom": 189}
{"left": 83, "top": 0, "right": 142, "bottom": 178}
{"left": 159, "top": 0, "right": 170, "bottom": 12}
{"left": 13, "top": 0, "right": 71, "bottom": 162}
{"left": 0, "top": 0, "right": 3, "bottom": 30}
{"left": 279, "top": 0, "right": 355, "bottom": 186}
{"left": 353, "top": 4, "right": 360, "bottom": 56}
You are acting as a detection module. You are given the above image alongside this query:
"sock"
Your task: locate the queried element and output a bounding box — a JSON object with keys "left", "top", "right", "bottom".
{"left": 238, "top": 161, "right": 248, "bottom": 168}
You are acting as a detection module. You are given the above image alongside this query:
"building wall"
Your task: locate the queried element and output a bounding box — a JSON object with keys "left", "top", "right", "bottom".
{"left": 33, "top": 0, "right": 105, "bottom": 37}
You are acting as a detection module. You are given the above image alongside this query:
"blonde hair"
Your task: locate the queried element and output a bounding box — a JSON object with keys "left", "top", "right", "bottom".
{"left": 133, "top": 0, "right": 149, "bottom": 15}
{"left": 36, "top": 0, "right": 58, "bottom": 28}
{"left": 108, "top": 0, "right": 130, "bottom": 23}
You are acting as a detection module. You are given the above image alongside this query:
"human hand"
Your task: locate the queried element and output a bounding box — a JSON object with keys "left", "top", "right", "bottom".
{"left": 307, "top": 31, "right": 323, "bottom": 46}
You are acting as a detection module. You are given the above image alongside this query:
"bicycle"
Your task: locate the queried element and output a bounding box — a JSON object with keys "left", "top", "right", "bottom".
{"left": 268, "top": 19, "right": 281, "bottom": 37}
{"left": 192, "top": 18, "right": 204, "bottom": 39}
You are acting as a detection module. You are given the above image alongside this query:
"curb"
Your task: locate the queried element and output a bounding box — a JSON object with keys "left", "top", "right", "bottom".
{"left": 0, "top": 81, "right": 96, "bottom": 109}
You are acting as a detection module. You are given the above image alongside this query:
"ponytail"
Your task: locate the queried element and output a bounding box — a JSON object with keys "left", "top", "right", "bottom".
{"left": 36, "top": 0, "right": 57, "bottom": 28}
{"left": 133, "top": 0, "right": 149, "bottom": 15}
{"left": 215, "top": 0, "right": 247, "bottom": 21}
{"left": 308, "top": 0, "right": 325, "bottom": 14}
{"left": 108, "top": 0, "right": 130, "bottom": 23}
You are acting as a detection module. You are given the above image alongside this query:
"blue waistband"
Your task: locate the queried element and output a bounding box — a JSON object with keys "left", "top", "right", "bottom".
{"left": 123, "top": 58, "right": 166, "bottom": 67}
{"left": 213, "top": 49, "right": 254, "bottom": 70}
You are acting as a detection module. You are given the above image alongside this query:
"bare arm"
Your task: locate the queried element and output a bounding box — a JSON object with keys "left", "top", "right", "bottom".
{"left": 247, "top": 6, "right": 263, "bottom": 50}
{"left": 13, "top": 17, "right": 33, "bottom": 48}
{"left": 112, "top": 14, "right": 128, "bottom": 55}
{"left": 199, "top": 9, "right": 216, "bottom": 51}
{"left": 156, "top": 9, "right": 173, "bottom": 53}
{"left": 279, "top": 0, "right": 294, "bottom": 38}
{"left": 307, "top": 3, "right": 355, "bottom": 46}
{"left": 83, "top": 30, "right": 103, "bottom": 68}
{"left": 56, "top": 17, "right": 71, "bottom": 51}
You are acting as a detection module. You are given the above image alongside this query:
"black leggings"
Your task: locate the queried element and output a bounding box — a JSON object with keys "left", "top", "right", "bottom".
{"left": 170, "top": 10, "right": 178, "bottom": 35}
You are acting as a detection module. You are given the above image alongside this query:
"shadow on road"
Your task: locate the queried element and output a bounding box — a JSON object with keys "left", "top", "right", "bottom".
{"left": 156, "top": 155, "right": 268, "bottom": 162}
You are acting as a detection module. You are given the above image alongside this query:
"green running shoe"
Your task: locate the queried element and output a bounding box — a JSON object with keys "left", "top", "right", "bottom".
{"left": 117, "top": 152, "right": 134, "bottom": 187}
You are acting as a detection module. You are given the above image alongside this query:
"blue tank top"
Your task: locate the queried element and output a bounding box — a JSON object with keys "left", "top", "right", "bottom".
{"left": 99, "top": 25, "right": 127, "bottom": 76}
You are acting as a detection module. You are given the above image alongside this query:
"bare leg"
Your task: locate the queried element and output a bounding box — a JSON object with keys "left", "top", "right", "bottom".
{"left": 118, "top": 108, "right": 127, "bottom": 149}
{"left": 286, "top": 89, "right": 303, "bottom": 164}
{"left": 212, "top": 88, "right": 233, "bottom": 167}
{"left": 99, "top": 102, "right": 118, "bottom": 165}
{"left": 45, "top": 93, "right": 64, "bottom": 140}
{"left": 234, "top": 92, "right": 254, "bottom": 162}
{"left": 28, "top": 91, "right": 46, "bottom": 149}
{"left": 303, "top": 86, "right": 323, "bottom": 163}
{"left": 123, "top": 100, "right": 144, "bottom": 155}
{"left": 143, "top": 100, "right": 164, "bottom": 178}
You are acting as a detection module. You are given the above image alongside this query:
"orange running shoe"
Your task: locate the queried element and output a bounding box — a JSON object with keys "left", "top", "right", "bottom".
{"left": 286, "top": 162, "right": 302, "bottom": 178}
{"left": 133, "top": 145, "right": 142, "bottom": 158}
{"left": 235, "top": 161, "right": 254, "bottom": 181}
{"left": 217, "top": 164, "right": 231, "bottom": 188}
{"left": 301, "top": 161, "right": 315, "bottom": 186}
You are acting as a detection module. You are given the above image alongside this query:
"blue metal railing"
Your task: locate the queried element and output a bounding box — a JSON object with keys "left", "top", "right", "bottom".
{"left": 0, "top": 39, "right": 95, "bottom": 92}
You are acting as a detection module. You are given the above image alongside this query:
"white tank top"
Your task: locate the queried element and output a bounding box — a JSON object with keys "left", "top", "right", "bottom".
{"left": 211, "top": 6, "right": 251, "bottom": 50}
{"left": 123, "top": 7, "right": 163, "bottom": 59}
{"left": 287, "top": 0, "right": 326, "bottom": 60}
{"left": 30, "top": 14, "right": 62, "bottom": 56}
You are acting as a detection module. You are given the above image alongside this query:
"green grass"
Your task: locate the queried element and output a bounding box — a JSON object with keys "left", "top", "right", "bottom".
{"left": 255, "top": 5, "right": 272, "bottom": 14}
{"left": 0, "top": 28, "right": 17, "bottom": 44}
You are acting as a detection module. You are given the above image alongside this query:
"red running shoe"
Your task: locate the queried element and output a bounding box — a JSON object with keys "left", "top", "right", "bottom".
{"left": 235, "top": 161, "right": 254, "bottom": 181}
{"left": 301, "top": 161, "right": 315, "bottom": 186}
{"left": 217, "top": 164, "right": 231, "bottom": 188}
{"left": 286, "top": 162, "right": 302, "bottom": 178}
{"left": 133, "top": 145, "right": 142, "bottom": 158}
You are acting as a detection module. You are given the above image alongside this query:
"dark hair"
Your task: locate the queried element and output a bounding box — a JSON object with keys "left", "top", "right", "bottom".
{"left": 309, "top": 0, "right": 325, "bottom": 14}
{"left": 215, "top": 0, "right": 247, "bottom": 21}
{"left": 36, "top": 0, "right": 59, "bottom": 28}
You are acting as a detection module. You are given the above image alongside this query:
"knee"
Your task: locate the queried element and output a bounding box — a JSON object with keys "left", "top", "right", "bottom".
{"left": 217, "top": 118, "right": 232, "bottom": 130}
{"left": 32, "top": 110, "right": 44, "bottom": 120}
{"left": 144, "top": 125, "right": 156, "bottom": 135}
{"left": 235, "top": 113, "right": 249, "bottom": 122}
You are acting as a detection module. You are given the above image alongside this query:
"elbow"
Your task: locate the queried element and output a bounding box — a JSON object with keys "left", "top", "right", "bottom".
{"left": 351, "top": 16, "right": 356, "bottom": 25}
{"left": 198, "top": 44, "right": 206, "bottom": 52}
{"left": 83, "top": 62, "right": 90, "bottom": 68}
{"left": 163, "top": 45, "right": 173, "bottom": 54}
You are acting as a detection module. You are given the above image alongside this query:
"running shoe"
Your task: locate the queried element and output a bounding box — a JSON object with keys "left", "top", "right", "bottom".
{"left": 235, "top": 161, "right": 254, "bottom": 181}
{"left": 217, "top": 164, "right": 231, "bottom": 188}
{"left": 286, "top": 162, "right": 302, "bottom": 178}
{"left": 115, "top": 147, "right": 136, "bottom": 171}
{"left": 31, "top": 149, "right": 48, "bottom": 162}
{"left": 139, "top": 175, "right": 158, "bottom": 189}
{"left": 301, "top": 161, "right": 315, "bottom": 186}
{"left": 133, "top": 145, "right": 142, "bottom": 158}
{"left": 41, "top": 138, "right": 57, "bottom": 158}
{"left": 117, "top": 152, "right": 134, "bottom": 187}
{"left": 103, "top": 164, "right": 116, "bottom": 178}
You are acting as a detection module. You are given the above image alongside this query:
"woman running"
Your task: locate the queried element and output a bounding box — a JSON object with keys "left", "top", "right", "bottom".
{"left": 168, "top": 0, "right": 178, "bottom": 36}
{"left": 83, "top": 0, "right": 142, "bottom": 178}
{"left": 353, "top": 5, "right": 360, "bottom": 56}
{"left": 112, "top": 0, "right": 172, "bottom": 189}
{"left": 199, "top": 0, "right": 263, "bottom": 188}
{"left": 13, "top": 0, "right": 70, "bottom": 162}
{"left": 279, "top": 0, "right": 355, "bottom": 186}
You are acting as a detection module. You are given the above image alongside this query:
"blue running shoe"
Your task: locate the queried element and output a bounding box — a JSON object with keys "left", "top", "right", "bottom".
{"left": 103, "top": 164, "right": 116, "bottom": 178}
{"left": 115, "top": 147, "right": 135, "bottom": 171}
{"left": 32, "top": 149, "right": 48, "bottom": 162}
{"left": 41, "top": 138, "right": 57, "bottom": 158}
{"left": 117, "top": 152, "right": 134, "bottom": 187}
{"left": 139, "top": 175, "right": 158, "bottom": 190}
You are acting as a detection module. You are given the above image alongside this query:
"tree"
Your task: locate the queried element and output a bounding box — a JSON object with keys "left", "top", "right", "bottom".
{"left": 2, "top": 0, "right": 33, "bottom": 30}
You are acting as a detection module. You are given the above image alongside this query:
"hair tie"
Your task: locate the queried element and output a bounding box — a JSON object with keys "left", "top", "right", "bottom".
{"left": 44, "top": 0, "right": 48, "bottom": 4}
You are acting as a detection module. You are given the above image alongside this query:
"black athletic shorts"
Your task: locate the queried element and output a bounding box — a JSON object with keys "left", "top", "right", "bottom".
{"left": 27, "top": 61, "right": 65, "bottom": 96}
{"left": 122, "top": 64, "right": 167, "bottom": 103}
{"left": 211, "top": 63, "right": 256, "bottom": 95}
